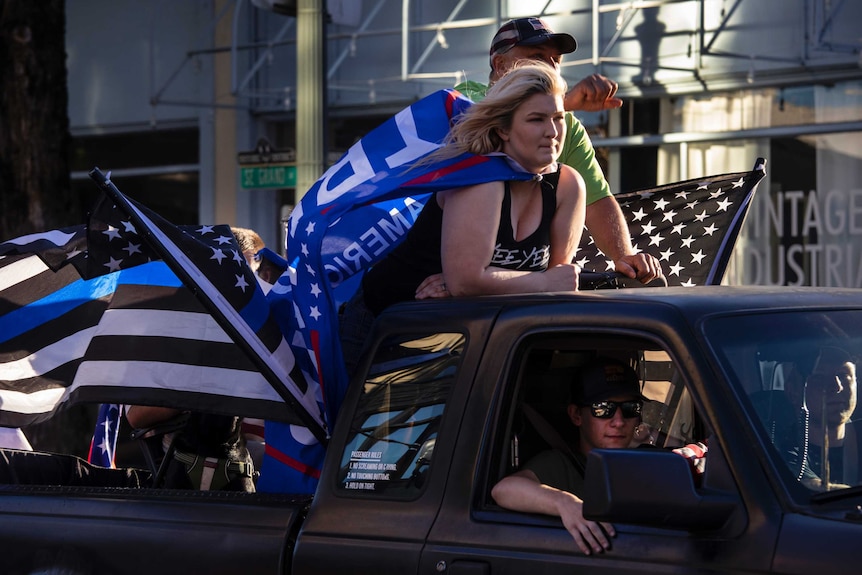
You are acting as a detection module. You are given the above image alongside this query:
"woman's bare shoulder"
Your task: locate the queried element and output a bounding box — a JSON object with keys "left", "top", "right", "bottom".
{"left": 556, "top": 164, "right": 586, "bottom": 197}
{"left": 438, "top": 180, "right": 504, "bottom": 208}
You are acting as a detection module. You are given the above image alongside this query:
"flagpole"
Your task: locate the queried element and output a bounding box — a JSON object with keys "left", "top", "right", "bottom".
{"left": 89, "top": 168, "right": 329, "bottom": 446}
{"left": 703, "top": 158, "right": 766, "bottom": 285}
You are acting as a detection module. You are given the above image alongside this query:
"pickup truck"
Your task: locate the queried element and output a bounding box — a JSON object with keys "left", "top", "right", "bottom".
{"left": 2, "top": 285, "right": 862, "bottom": 574}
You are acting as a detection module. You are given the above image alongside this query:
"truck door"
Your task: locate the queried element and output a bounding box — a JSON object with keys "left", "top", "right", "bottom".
{"left": 294, "top": 329, "right": 478, "bottom": 575}
{"left": 420, "top": 319, "right": 778, "bottom": 574}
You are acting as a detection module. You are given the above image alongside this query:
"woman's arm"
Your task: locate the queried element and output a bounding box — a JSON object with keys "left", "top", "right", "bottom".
{"left": 548, "top": 165, "right": 586, "bottom": 267}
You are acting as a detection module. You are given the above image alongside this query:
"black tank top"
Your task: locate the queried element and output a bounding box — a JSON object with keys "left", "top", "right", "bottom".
{"left": 362, "top": 170, "right": 559, "bottom": 316}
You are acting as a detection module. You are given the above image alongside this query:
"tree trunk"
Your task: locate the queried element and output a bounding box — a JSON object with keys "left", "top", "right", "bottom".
{"left": 0, "top": 0, "right": 77, "bottom": 241}
{"left": 1, "top": 0, "right": 94, "bottom": 458}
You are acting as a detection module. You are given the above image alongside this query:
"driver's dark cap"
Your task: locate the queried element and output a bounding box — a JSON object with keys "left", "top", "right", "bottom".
{"left": 572, "top": 357, "right": 645, "bottom": 405}
{"left": 813, "top": 346, "right": 854, "bottom": 372}
{"left": 490, "top": 18, "right": 577, "bottom": 61}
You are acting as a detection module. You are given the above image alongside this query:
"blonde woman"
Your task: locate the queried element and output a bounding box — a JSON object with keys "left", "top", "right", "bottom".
{"left": 340, "top": 62, "right": 586, "bottom": 375}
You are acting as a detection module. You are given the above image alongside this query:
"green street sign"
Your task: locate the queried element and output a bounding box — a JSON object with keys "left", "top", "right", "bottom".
{"left": 240, "top": 164, "right": 296, "bottom": 189}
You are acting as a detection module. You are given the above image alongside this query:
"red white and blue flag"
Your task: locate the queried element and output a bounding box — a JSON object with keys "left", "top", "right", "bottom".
{"left": 257, "top": 88, "right": 533, "bottom": 492}
{"left": 87, "top": 403, "right": 121, "bottom": 467}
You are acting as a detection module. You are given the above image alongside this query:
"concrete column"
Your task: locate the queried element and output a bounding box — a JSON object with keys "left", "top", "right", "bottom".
{"left": 213, "top": 0, "right": 238, "bottom": 225}
{"left": 295, "top": 0, "right": 326, "bottom": 200}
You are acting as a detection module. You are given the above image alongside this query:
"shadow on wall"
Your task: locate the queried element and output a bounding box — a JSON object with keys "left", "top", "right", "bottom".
{"left": 634, "top": 7, "right": 666, "bottom": 89}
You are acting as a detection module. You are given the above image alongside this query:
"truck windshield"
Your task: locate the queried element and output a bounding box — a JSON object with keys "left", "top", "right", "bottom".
{"left": 704, "top": 310, "right": 862, "bottom": 498}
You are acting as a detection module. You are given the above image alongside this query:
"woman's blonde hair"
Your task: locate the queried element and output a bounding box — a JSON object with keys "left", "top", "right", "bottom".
{"left": 441, "top": 61, "right": 567, "bottom": 159}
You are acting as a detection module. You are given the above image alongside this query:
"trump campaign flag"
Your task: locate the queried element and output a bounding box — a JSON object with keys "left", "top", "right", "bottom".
{"left": 257, "top": 88, "right": 534, "bottom": 492}
{"left": 575, "top": 158, "right": 766, "bottom": 286}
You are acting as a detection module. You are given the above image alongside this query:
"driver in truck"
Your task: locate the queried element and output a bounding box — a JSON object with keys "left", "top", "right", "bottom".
{"left": 493, "top": 355, "right": 709, "bottom": 555}
{"left": 491, "top": 356, "right": 644, "bottom": 555}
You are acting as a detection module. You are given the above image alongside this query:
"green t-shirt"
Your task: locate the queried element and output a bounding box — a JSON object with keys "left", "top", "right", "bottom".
{"left": 523, "top": 448, "right": 587, "bottom": 497}
{"left": 454, "top": 80, "right": 611, "bottom": 206}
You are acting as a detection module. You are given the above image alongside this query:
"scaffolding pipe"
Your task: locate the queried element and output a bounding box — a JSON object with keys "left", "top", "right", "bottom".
{"left": 402, "top": 0, "right": 410, "bottom": 80}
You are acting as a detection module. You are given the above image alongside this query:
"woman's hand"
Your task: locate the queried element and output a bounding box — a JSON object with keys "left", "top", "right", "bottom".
{"left": 415, "top": 273, "right": 450, "bottom": 300}
{"left": 543, "top": 263, "right": 581, "bottom": 292}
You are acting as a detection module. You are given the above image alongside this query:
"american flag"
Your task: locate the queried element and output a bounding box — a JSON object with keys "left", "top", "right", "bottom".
{"left": 575, "top": 158, "right": 766, "bottom": 286}
{"left": 87, "top": 403, "right": 120, "bottom": 467}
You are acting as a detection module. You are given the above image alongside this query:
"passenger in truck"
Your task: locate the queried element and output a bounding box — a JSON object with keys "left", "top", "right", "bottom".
{"left": 122, "top": 227, "right": 266, "bottom": 492}
{"left": 789, "top": 346, "right": 859, "bottom": 488}
{"left": 455, "top": 17, "right": 660, "bottom": 284}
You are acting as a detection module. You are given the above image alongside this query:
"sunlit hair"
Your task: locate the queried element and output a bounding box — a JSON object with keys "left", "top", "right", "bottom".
{"left": 231, "top": 226, "right": 264, "bottom": 254}
{"left": 435, "top": 61, "right": 567, "bottom": 164}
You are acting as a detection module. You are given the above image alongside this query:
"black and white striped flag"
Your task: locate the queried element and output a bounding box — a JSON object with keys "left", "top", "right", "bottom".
{"left": 0, "top": 173, "right": 326, "bottom": 440}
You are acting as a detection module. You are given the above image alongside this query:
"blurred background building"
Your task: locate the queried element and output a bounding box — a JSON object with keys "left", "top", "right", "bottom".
{"left": 66, "top": 0, "right": 862, "bottom": 287}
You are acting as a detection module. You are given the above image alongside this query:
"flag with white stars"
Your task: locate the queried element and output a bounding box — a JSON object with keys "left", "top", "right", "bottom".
{"left": 575, "top": 158, "right": 766, "bottom": 286}
{"left": 86, "top": 170, "right": 327, "bottom": 442}
{"left": 88, "top": 403, "right": 120, "bottom": 468}
{"left": 258, "top": 88, "right": 533, "bottom": 492}
{"left": 0, "top": 174, "right": 326, "bottom": 446}
{"left": 276, "top": 88, "right": 531, "bottom": 426}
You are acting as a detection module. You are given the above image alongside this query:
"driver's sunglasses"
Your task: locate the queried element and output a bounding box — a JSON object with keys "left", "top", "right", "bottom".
{"left": 589, "top": 400, "right": 643, "bottom": 419}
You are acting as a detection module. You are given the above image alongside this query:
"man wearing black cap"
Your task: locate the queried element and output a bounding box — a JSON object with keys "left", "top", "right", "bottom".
{"left": 456, "top": 17, "right": 662, "bottom": 284}
{"left": 491, "top": 356, "right": 645, "bottom": 556}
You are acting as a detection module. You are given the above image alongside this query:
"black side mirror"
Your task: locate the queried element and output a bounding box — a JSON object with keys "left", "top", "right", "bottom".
{"left": 583, "top": 448, "right": 739, "bottom": 531}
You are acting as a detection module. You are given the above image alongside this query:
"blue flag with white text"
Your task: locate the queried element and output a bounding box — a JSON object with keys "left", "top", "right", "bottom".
{"left": 257, "top": 88, "right": 533, "bottom": 492}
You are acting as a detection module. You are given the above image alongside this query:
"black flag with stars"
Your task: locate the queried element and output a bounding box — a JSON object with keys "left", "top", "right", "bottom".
{"left": 0, "top": 171, "right": 327, "bottom": 442}
{"left": 85, "top": 169, "right": 327, "bottom": 441}
{"left": 575, "top": 158, "right": 766, "bottom": 286}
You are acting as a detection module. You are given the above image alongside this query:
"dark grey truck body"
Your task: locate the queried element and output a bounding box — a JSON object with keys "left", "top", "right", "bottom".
{"left": 2, "top": 286, "right": 862, "bottom": 574}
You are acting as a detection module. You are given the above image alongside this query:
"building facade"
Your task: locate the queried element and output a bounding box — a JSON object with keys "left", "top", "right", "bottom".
{"left": 66, "top": 0, "right": 862, "bottom": 286}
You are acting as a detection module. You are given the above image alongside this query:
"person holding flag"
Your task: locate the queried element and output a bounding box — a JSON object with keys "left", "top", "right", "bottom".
{"left": 339, "top": 61, "right": 586, "bottom": 376}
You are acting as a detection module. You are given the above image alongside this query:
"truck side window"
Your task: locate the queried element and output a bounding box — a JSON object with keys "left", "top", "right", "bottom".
{"left": 336, "top": 332, "right": 465, "bottom": 499}
{"left": 496, "top": 339, "right": 703, "bottom": 490}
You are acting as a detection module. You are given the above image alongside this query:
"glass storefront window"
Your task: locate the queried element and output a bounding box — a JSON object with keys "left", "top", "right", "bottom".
{"left": 650, "top": 80, "right": 862, "bottom": 288}
{"left": 69, "top": 128, "right": 199, "bottom": 224}
{"left": 672, "top": 82, "right": 862, "bottom": 133}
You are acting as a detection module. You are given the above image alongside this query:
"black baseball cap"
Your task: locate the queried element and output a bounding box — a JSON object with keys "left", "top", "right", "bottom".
{"left": 571, "top": 357, "right": 645, "bottom": 405}
{"left": 490, "top": 17, "right": 577, "bottom": 61}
